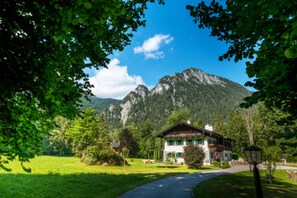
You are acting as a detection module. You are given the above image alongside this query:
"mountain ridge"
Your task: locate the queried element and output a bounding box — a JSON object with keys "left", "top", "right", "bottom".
{"left": 101, "top": 67, "right": 251, "bottom": 129}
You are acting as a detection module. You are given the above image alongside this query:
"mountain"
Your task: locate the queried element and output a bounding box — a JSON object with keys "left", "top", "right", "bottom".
{"left": 80, "top": 96, "right": 120, "bottom": 114}
{"left": 103, "top": 68, "right": 251, "bottom": 129}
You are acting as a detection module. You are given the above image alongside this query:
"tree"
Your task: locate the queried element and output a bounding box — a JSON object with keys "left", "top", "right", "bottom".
{"left": 183, "top": 144, "right": 205, "bottom": 169}
{"left": 119, "top": 128, "right": 138, "bottom": 157}
{"left": 67, "top": 109, "right": 111, "bottom": 164}
{"left": 187, "top": 0, "right": 297, "bottom": 118}
{"left": 134, "top": 121, "right": 156, "bottom": 159}
{"left": 242, "top": 108, "right": 256, "bottom": 145}
{"left": 45, "top": 116, "right": 71, "bottom": 156}
{"left": 165, "top": 108, "right": 191, "bottom": 128}
{"left": 255, "top": 103, "right": 297, "bottom": 159}
{"left": 222, "top": 111, "right": 250, "bottom": 155}
{"left": 0, "top": 0, "right": 163, "bottom": 169}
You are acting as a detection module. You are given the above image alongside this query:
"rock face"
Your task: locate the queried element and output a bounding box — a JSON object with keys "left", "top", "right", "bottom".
{"left": 103, "top": 68, "right": 251, "bottom": 129}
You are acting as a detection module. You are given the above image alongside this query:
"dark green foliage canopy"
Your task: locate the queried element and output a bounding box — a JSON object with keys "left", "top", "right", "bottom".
{"left": 0, "top": 0, "right": 162, "bottom": 169}
{"left": 66, "top": 109, "right": 111, "bottom": 164}
{"left": 119, "top": 128, "right": 138, "bottom": 157}
{"left": 187, "top": 0, "right": 297, "bottom": 118}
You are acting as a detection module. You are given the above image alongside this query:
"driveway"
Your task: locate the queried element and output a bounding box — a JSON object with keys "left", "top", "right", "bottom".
{"left": 118, "top": 165, "right": 249, "bottom": 198}
{"left": 118, "top": 165, "right": 297, "bottom": 198}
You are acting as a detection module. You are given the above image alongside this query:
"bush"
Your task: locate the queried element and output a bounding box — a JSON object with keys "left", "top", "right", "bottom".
{"left": 287, "top": 155, "right": 297, "bottom": 163}
{"left": 221, "top": 161, "right": 230, "bottom": 169}
{"left": 81, "top": 150, "right": 128, "bottom": 166}
{"left": 212, "top": 161, "right": 230, "bottom": 169}
{"left": 183, "top": 144, "right": 205, "bottom": 169}
{"left": 232, "top": 153, "right": 239, "bottom": 160}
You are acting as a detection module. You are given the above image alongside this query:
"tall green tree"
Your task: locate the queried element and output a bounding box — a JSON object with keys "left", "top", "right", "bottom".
{"left": 187, "top": 0, "right": 297, "bottom": 117}
{"left": 45, "top": 116, "right": 71, "bottom": 156}
{"left": 223, "top": 111, "right": 249, "bottom": 155}
{"left": 119, "top": 128, "right": 138, "bottom": 157}
{"left": 0, "top": 0, "right": 163, "bottom": 169}
{"left": 134, "top": 122, "right": 156, "bottom": 159}
{"left": 254, "top": 103, "right": 297, "bottom": 177}
{"left": 67, "top": 109, "right": 110, "bottom": 164}
{"left": 255, "top": 103, "right": 297, "bottom": 158}
{"left": 165, "top": 108, "right": 191, "bottom": 128}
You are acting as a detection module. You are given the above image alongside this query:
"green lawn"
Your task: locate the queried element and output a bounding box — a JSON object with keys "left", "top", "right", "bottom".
{"left": 193, "top": 170, "right": 297, "bottom": 198}
{"left": 0, "top": 156, "right": 216, "bottom": 198}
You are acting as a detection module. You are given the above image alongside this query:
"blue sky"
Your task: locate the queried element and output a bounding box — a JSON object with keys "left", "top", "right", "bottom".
{"left": 88, "top": 0, "right": 251, "bottom": 99}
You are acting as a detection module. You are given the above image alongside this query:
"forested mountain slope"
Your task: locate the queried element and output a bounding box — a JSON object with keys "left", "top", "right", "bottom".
{"left": 101, "top": 68, "right": 251, "bottom": 129}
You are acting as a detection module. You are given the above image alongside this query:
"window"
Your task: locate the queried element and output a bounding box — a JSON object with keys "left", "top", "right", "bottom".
{"left": 168, "top": 140, "right": 174, "bottom": 146}
{"left": 186, "top": 139, "right": 193, "bottom": 145}
{"left": 177, "top": 152, "right": 183, "bottom": 158}
{"left": 177, "top": 140, "right": 183, "bottom": 145}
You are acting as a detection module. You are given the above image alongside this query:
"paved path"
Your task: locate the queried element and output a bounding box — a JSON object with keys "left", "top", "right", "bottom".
{"left": 118, "top": 165, "right": 297, "bottom": 198}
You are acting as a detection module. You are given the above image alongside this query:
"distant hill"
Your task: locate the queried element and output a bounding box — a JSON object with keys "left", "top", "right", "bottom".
{"left": 80, "top": 97, "right": 120, "bottom": 114}
{"left": 101, "top": 68, "right": 251, "bottom": 129}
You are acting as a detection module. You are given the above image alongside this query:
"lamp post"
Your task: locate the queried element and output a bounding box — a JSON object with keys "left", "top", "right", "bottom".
{"left": 244, "top": 146, "right": 263, "bottom": 198}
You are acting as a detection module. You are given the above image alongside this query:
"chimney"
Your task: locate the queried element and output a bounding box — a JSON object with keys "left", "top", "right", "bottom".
{"left": 204, "top": 124, "right": 213, "bottom": 131}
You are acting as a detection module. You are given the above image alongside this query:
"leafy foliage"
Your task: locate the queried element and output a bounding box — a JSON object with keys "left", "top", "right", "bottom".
{"left": 119, "top": 128, "right": 138, "bottom": 157}
{"left": 183, "top": 144, "right": 205, "bottom": 169}
{"left": 42, "top": 116, "right": 72, "bottom": 156}
{"left": 67, "top": 109, "right": 112, "bottom": 164}
{"left": 133, "top": 122, "right": 156, "bottom": 159}
{"left": 254, "top": 103, "right": 297, "bottom": 176}
{"left": 187, "top": 0, "right": 297, "bottom": 117}
{"left": 0, "top": 0, "right": 163, "bottom": 169}
{"left": 165, "top": 108, "right": 191, "bottom": 128}
{"left": 212, "top": 161, "right": 230, "bottom": 169}
{"left": 214, "top": 111, "right": 250, "bottom": 155}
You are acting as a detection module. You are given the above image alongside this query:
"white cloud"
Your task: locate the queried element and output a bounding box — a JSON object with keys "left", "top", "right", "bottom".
{"left": 134, "top": 34, "right": 174, "bottom": 59}
{"left": 89, "top": 58, "right": 145, "bottom": 99}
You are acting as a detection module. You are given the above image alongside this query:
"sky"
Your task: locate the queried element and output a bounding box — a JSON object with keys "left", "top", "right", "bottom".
{"left": 87, "top": 0, "right": 252, "bottom": 100}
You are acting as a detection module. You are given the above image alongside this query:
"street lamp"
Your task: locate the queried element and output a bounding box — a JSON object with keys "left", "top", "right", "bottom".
{"left": 244, "top": 146, "right": 263, "bottom": 198}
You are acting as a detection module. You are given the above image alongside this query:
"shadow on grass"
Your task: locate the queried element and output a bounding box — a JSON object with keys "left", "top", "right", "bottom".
{"left": 155, "top": 165, "right": 214, "bottom": 170}
{"left": 0, "top": 171, "right": 187, "bottom": 198}
{"left": 193, "top": 170, "right": 297, "bottom": 198}
{"left": 156, "top": 165, "right": 179, "bottom": 168}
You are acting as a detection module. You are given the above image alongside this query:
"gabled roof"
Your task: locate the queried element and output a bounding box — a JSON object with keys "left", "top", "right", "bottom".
{"left": 155, "top": 122, "right": 234, "bottom": 141}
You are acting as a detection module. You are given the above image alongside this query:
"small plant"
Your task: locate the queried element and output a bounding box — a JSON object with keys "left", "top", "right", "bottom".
{"left": 212, "top": 160, "right": 230, "bottom": 169}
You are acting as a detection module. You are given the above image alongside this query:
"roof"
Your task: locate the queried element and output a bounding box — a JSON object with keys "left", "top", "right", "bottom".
{"left": 154, "top": 122, "right": 234, "bottom": 141}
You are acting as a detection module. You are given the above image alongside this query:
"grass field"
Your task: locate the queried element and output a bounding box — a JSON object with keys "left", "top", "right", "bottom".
{"left": 193, "top": 170, "right": 297, "bottom": 198}
{"left": 0, "top": 156, "right": 216, "bottom": 198}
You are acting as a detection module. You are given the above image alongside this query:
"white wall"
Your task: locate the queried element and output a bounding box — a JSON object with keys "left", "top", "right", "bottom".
{"left": 163, "top": 139, "right": 211, "bottom": 165}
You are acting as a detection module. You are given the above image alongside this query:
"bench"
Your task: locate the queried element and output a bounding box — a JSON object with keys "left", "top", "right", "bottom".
{"left": 142, "top": 160, "right": 155, "bottom": 164}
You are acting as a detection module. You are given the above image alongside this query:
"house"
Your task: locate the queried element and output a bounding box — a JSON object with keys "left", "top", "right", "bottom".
{"left": 155, "top": 122, "right": 234, "bottom": 165}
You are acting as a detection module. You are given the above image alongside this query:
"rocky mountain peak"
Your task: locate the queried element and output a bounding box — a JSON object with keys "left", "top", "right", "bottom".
{"left": 183, "top": 68, "right": 226, "bottom": 87}
{"left": 134, "top": 84, "right": 149, "bottom": 99}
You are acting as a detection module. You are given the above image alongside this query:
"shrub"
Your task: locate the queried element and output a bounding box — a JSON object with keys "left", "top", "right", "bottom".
{"left": 220, "top": 161, "right": 230, "bottom": 169}
{"left": 232, "top": 153, "right": 239, "bottom": 160}
{"left": 287, "top": 155, "right": 297, "bottom": 163}
{"left": 212, "top": 160, "right": 230, "bottom": 169}
{"left": 81, "top": 150, "right": 128, "bottom": 166}
{"left": 183, "top": 144, "right": 205, "bottom": 169}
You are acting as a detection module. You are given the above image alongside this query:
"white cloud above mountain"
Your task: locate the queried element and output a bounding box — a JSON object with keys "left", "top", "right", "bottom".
{"left": 89, "top": 58, "right": 145, "bottom": 99}
{"left": 134, "top": 34, "right": 174, "bottom": 59}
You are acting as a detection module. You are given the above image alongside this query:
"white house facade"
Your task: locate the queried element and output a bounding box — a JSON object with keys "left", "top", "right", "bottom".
{"left": 155, "top": 122, "right": 234, "bottom": 165}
